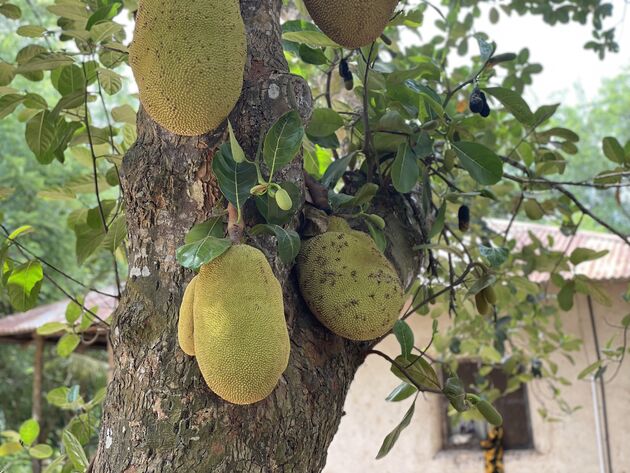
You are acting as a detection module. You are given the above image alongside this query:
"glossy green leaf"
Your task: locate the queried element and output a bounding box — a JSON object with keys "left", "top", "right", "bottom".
{"left": 602, "top": 136, "right": 625, "bottom": 164}
{"left": 386, "top": 382, "right": 417, "bottom": 402}
{"left": 212, "top": 143, "right": 257, "bottom": 212}
{"left": 176, "top": 236, "right": 231, "bottom": 271}
{"left": 306, "top": 109, "right": 344, "bottom": 138}
{"left": 393, "top": 320, "right": 414, "bottom": 358}
{"left": 485, "top": 87, "right": 534, "bottom": 125}
{"left": 570, "top": 247, "right": 608, "bottom": 265}
{"left": 57, "top": 333, "right": 80, "bottom": 358}
{"left": 7, "top": 260, "right": 43, "bottom": 311}
{"left": 479, "top": 245, "right": 509, "bottom": 268}
{"left": 263, "top": 110, "right": 304, "bottom": 177}
{"left": 19, "top": 419, "right": 39, "bottom": 446}
{"left": 390, "top": 355, "right": 440, "bottom": 391}
{"left": 452, "top": 142, "right": 503, "bottom": 185}
{"left": 282, "top": 30, "right": 340, "bottom": 48}
{"left": 37, "top": 321, "right": 67, "bottom": 336}
{"left": 228, "top": 120, "right": 246, "bottom": 163}
{"left": 62, "top": 430, "right": 88, "bottom": 470}
{"left": 391, "top": 142, "right": 419, "bottom": 193}
{"left": 29, "top": 443, "right": 53, "bottom": 459}
{"left": 250, "top": 224, "right": 301, "bottom": 264}
{"left": 375, "top": 400, "right": 416, "bottom": 459}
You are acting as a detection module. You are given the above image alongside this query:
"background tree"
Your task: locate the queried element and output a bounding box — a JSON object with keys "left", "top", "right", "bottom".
{"left": 0, "top": 0, "right": 628, "bottom": 472}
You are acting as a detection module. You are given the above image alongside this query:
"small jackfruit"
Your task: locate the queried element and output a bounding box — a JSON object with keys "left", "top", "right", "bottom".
{"left": 178, "top": 274, "right": 197, "bottom": 356}
{"left": 303, "top": 0, "right": 399, "bottom": 49}
{"left": 129, "top": 0, "right": 246, "bottom": 135}
{"left": 177, "top": 245, "right": 290, "bottom": 404}
{"left": 297, "top": 224, "right": 404, "bottom": 341}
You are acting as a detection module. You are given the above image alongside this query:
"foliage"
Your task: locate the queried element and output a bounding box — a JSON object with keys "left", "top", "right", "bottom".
{"left": 0, "top": 0, "right": 628, "bottom": 468}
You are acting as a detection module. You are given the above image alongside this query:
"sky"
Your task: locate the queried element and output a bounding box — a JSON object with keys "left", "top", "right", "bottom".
{"left": 402, "top": 0, "right": 630, "bottom": 106}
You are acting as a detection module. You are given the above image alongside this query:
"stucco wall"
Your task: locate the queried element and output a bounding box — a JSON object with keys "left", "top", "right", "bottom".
{"left": 325, "top": 281, "right": 630, "bottom": 473}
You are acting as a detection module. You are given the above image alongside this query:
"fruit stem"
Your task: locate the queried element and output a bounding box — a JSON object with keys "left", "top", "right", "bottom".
{"left": 227, "top": 203, "right": 244, "bottom": 244}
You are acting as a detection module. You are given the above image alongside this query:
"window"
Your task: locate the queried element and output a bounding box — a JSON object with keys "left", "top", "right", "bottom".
{"left": 443, "top": 360, "right": 533, "bottom": 450}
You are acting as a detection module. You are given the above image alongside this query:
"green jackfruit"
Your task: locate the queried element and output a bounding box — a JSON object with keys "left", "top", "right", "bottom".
{"left": 303, "top": 0, "right": 399, "bottom": 49}
{"left": 177, "top": 245, "right": 290, "bottom": 405}
{"left": 297, "top": 228, "right": 404, "bottom": 341}
{"left": 129, "top": 0, "right": 246, "bottom": 136}
{"left": 178, "top": 274, "right": 197, "bottom": 356}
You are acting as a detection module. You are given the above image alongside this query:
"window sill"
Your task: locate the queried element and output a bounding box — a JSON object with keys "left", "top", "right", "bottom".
{"left": 434, "top": 447, "right": 540, "bottom": 462}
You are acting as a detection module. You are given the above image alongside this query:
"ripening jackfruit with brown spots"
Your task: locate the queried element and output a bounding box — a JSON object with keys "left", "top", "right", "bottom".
{"left": 297, "top": 222, "right": 404, "bottom": 341}
{"left": 129, "top": 0, "right": 246, "bottom": 135}
{"left": 177, "top": 245, "right": 290, "bottom": 405}
{"left": 303, "top": 0, "right": 399, "bottom": 49}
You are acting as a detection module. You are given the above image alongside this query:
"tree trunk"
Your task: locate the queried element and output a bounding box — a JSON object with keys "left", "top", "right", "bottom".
{"left": 93, "top": 1, "right": 367, "bottom": 471}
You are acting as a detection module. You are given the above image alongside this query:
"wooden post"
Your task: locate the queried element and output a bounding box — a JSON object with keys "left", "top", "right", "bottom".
{"left": 31, "top": 335, "right": 44, "bottom": 473}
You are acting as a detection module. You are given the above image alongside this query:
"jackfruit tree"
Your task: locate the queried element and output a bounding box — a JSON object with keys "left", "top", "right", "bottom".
{"left": 0, "top": 0, "right": 629, "bottom": 472}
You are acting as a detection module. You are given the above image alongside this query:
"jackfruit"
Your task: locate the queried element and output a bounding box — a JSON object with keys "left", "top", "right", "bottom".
{"left": 178, "top": 245, "right": 290, "bottom": 404}
{"left": 297, "top": 225, "right": 404, "bottom": 341}
{"left": 178, "top": 274, "right": 197, "bottom": 356}
{"left": 129, "top": 0, "right": 246, "bottom": 136}
{"left": 303, "top": 0, "right": 399, "bottom": 49}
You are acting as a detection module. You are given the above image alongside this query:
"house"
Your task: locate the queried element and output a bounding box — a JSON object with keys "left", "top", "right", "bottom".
{"left": 325, "top": 221, "right": 630, "bottom": 473}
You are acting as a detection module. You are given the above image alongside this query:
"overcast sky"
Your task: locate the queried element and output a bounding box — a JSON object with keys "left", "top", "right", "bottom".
{"left": 402, "top": 0, "right": 629, "bottom": 106}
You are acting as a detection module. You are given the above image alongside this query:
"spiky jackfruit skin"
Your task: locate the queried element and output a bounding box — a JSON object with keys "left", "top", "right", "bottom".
{"left": 297, "top": 231, "right": 404, "bottom": 341}
{"left": 303, "top": 0, "right": 399, "bottom": 49}
{"left": 191, "top": 245, "right": 290, "bottom": 405}
{"left": 129, "top": 0, "right": 246, "bottom": 136}
{"left": 178, "top": 275, "right": 197, "bottom": 356}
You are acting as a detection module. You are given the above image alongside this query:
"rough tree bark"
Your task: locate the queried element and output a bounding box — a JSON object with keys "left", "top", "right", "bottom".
{"left": 93, "top": 1, "right": 423, "bottom": 471}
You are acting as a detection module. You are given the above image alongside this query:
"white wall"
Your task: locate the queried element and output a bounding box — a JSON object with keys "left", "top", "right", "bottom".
{"left": 324, "top": 281, "right": 630, "bottom": 473}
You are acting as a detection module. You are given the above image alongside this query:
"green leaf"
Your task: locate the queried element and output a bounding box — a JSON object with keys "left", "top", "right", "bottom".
{"left": 393, "top": 320, "right": 414, "bottom": 358}
{"left": 0, "top": 93, "right": 24, "bottom": 119}
{"left": 375, "top": 400, "right": 416, "bottom": 459}
{"left": 484, "top": 87, "right": 534, "bottom": 125}
{"left": 211, "top": 144, "right": 257, "bottom": 212}
{"left": 16, "top": 53, "right": 73, "bottom": 73}
{"left": 602, "top": 137, "right": 624, "bottom": 164}
{"left": 176, "top": 236, "right": 232, "bottom": 271}
{"left": 0, "top": 3, "right": 21, "bottom": 19}
{"left": 479, "top": 245, "right": 509, "bottom": 268}
{"left": 465, "top": 273, "right": 496, "bottom": 296}
{"left": 427, "top": 203, "right": 446, "bottom": 240}
{"left": 386, "top": 382, "right": 417, "bottom": 402}
{"left": 306, "top": 109, "right": 344, "bottom": 138}
{"left": 57, "top": 333, "right": 80, "bottom": 358}
{"left": 6, "top": 225, "right": 34, "bottom": 241}
{"left": 476, "top": 36, "right": 495, "bottom": 62}
{"left": 557, "top": 280, "right": 575, "bottom": 311}
{"left": 452, "top": 141, "right": 503, "bottom": 185}
{"left": 0, "top": 441, "right": 22, "bottom": 456}
{"left": 37, "top": 322, "right": 67, "bottom": 336}
{"left": 74, "top": 222, "right": 106, "bottom": 265}
{"left": 43, "top": 454, "right": 66, "bottom": 473}
{"left": 570, "top": 247, "right": 608, "bottom": 265}
{"left": 97, "top": 68, "right": 122, "bottom": 95}
{"left": 62, "top": 430, "right": 88, "bottom": 470}
{"left": 533, "top": 103, "right": 560, "bottom": 125}
{"left": 321, "top": 152, "right": 356, "bottom": 188}
{"left": 47, "top": 387, "right": 70, "bottom": 407}
{"left": 250, "top": 224, "right": 301, "bottom": 264}
{"left": 263, "top": 110, "right": 304, "bottom": 177}
{"left": 228, "top": 121, "right": 246, "bottom": 163}
{"left": 282, "top": 30, "right": 340, "bottom": 48}
{"left": 391, "top": 142, "right": 419, "bottom": 193}
{"left": 65, "top": 299, "right": 83, "bottom": 324}
{"left": 101, "top": 215, "right": 127, "bottom": 252}
{"left": 29, "top": 444, "right": 53, "bottom": 459}
{"left": 0, "top": 63, "right": 16, "bottom": 86}
{"left": 185, "top": 217, "right": 225, "bottom": 244}
{"left": 298, "top": 44, "right": 328, "bottom": 65}
{"left": 577, "top": 360, "right": 602, "bottom": 380}
{"left": 390, "top": 355, "right": 440, "bottom": 391}
{"left": 17, "top": 25, "right": 46, "bottom": 37}
{"left": 25, "top": 111, "right": 56, "bottom": 162}
{"left": 19, "top": 419, "right": 39, "bottom": 446}
{"left": 111, "top": 104, "right": 136, "bottom": 124}
{"left": 86, "top": 1, "right": 122, "bottom": 30}
{"left": 52, "top": 65, "right": 86, "bottom": 96}
{"left": 7, "top": 261, "right": 43, "bottom": 311}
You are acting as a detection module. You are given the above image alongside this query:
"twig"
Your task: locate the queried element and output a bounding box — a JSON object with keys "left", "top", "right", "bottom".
{"left": 502, "top": 193, "right": 524, "bottom": 245}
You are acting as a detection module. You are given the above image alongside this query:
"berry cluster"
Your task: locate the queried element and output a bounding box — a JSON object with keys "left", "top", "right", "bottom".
{"left": 469, "top": 87, "right": 490, "bottom": 117}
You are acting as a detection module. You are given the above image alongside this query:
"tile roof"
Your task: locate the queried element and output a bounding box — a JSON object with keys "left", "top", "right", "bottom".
{"left": 488, "top": 219, "right": 630, "bottom": 281}
{"left": 0, "top": 289, "right": 117, "bottom": 338}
